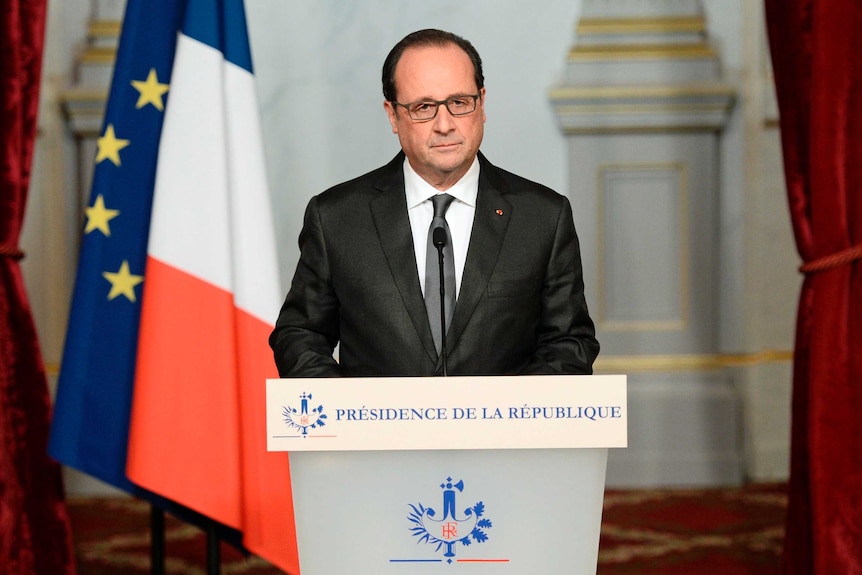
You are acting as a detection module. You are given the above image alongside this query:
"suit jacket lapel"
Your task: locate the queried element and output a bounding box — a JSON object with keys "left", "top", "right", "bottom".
{"left": 370, "top": 154, "right": 438, "bottom": 363}
{"left": 442, "top": 156, "right": 512, "bottom": 365}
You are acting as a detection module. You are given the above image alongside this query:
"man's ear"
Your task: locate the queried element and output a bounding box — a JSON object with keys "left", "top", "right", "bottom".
{"left": 383, "top": 100, "right": 399, "bottom": 134}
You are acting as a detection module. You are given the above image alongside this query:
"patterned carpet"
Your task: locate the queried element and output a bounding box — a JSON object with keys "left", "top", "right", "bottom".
{"left": 68, "top": 483, "right": 786, "bottom": 574}
{"left": 597, "top": 484, "right": 786, "bottom": 574}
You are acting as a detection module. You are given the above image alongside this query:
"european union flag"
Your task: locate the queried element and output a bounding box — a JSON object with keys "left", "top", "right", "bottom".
{"left": 49, "top": 0, "right": 186, "bottom": 493}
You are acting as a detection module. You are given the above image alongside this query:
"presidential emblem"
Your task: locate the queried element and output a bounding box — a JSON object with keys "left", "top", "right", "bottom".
{"left": 282, "top": 392, "right": 327, "bottom": 435}
{"left": 407, "top": 478, "right": 493, "bottom": 562}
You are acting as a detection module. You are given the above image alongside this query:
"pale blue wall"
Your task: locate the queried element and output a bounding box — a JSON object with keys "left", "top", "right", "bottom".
{"left": 246, "top": 1, "right": 584, "bottom": 288}
{"left": 246, "top": 0, "right": 744, "bottom": 291}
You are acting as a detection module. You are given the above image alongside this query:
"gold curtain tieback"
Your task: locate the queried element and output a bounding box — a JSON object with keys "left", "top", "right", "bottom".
{"left": 799, "top": 243, "right": 862, "bottom": 274}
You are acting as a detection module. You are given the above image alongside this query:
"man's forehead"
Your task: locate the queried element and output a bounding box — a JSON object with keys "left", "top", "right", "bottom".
{"left": 395, "top": 44, "right": 476, "bottom": 98}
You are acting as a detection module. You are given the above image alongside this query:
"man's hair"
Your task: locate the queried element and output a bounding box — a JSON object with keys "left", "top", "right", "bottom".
{"left": 382, "top": 29, "right": 484, "bottom": 103}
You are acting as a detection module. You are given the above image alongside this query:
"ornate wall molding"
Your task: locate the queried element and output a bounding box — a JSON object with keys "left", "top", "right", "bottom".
{"left": 552, "top": 0, "right": 743, "bottom": 486}
{"left": 551, "top": 0, "right": 735, "bottom": 132}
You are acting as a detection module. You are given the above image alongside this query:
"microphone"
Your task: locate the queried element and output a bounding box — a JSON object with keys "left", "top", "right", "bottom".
{"left": 433, "top": 226, "right": 447, "bottom": 249}
{"left": 432, "top": 226, "right": 448, "bottom": 376}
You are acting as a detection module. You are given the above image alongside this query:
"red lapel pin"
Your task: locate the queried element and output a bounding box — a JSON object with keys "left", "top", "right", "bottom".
{"left": 495, "top": 209, "right": 503, "bottom": 216}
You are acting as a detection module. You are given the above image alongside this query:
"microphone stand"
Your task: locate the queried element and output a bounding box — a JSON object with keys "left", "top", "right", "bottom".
{"left": 433, "top": 227, "right": 448, "bottom": 376}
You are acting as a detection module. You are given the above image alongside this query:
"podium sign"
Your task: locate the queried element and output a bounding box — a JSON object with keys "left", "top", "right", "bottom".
{"left": 266, "top": 375, "right": 626, "bottom": 575}
{"left": 266, "top": 374, "right": 626, "bottom": 451}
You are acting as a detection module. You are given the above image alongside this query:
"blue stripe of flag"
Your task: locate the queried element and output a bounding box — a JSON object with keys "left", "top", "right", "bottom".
{"left": 182, "top": 0, "right": 253, "bottom": 73}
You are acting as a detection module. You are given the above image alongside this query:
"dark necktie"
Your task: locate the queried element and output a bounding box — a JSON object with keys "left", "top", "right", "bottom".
{"left": 424, "top": 194, "right": 456, "bottom": 354}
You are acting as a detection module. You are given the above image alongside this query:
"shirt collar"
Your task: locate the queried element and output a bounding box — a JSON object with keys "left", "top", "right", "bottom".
{"left": 403, "top": 156, "right": 480, "bottom": 209}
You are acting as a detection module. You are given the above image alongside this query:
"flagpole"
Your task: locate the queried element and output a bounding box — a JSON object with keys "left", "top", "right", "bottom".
{"left": 206, "top": 521, "right": 221, "bottom": 575}
{"left": 150, "top": 505, "right": 165, "bottom": 575}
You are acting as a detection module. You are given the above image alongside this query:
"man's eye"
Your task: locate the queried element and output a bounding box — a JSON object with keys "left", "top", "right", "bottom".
{"left": 412, "top": 102, "right": 436, "bottom": 113}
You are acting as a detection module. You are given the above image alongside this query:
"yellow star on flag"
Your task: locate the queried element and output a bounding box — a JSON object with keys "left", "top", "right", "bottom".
{"left": 103, "top": 260, "right": 144, "bottom": 302}
{"left": 131, "top": 68, "right": 169, "bottom": 111}
{"left": 95, "top": 124, "right": 130, "bottom": 166}
{"left": 84, "top": 194, "right": 120, "bottom": 236}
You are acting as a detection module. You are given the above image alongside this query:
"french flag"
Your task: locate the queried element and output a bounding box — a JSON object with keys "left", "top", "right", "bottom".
{"left": 48, "top": 1, "right": 298, "bottom": 569}
{"left": 124, "top": 1, "right": 298, "bottom": 572}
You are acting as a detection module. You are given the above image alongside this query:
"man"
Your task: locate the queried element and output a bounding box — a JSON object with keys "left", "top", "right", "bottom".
{"left": 270, "top": 29, "right": 599, "bottom": 377}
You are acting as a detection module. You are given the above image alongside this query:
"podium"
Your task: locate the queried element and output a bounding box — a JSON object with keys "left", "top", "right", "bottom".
{"left": 267, "top": 375, "right": 626, "bottom": 574}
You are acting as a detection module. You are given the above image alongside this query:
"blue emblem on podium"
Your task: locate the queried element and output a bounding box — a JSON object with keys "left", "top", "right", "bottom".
{"left": 282, "top": 392, "right": 327, "bottom": 436}
{"left": 407, "top": 477, "right": 494, "bottom": 563}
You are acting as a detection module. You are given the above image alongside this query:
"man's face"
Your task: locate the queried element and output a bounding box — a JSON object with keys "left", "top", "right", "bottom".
{"left": 384, "top": 43, "right": 486, "bottom": 190}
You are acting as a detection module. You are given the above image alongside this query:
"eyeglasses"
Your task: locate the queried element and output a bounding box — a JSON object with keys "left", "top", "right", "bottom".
{"left": 392, "top": 94, "right": 480, "bottom": 122}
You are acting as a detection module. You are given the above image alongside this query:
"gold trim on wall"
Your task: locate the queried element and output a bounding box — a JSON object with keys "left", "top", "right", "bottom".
{"left": 550, "top": 84, "right": 737, "bottom": 101}
{"left": 61, "top": 89, "right": 110, "bottom": 103}
{"left": 81, "top": 46, "right": 117, "bottom": 64}
{"left": 89, "top": 20, "right": 122, "bottom": 37}
{"left": 561, "top": 125, "right": 725, "bottom": 135}
{"left": 554, "top": 102, "right": 733, "bottom": 115}
{"left": 596, "top": 163, "right": 690, "bottom": 332}
{"left": 568, "top": 43, "right": 716, "bottom": 61}
{"left": 576, "top": 16, "right": 706, "bottom": 36}
{"left": 593, "top": 350, "right": 794, "bottom": 373}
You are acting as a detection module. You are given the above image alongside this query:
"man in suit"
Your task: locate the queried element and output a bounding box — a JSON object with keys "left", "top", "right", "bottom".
{"left": 270, "top": 29, "right": 599, "bottom": 377}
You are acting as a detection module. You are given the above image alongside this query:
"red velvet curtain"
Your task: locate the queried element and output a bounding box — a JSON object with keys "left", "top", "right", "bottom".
{"left": 765, "top": 1, "right": 862, "bottom": 573}
{"left": 0, "top": 0, "right": 76, "bottom": 573}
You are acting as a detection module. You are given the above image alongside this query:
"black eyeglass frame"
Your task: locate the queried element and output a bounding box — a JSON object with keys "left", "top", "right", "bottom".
{"left": 391, "top": 94, "right": 481, "bottom": 122}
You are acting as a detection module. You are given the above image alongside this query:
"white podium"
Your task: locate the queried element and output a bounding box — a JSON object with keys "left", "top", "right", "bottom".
{"left": 267, "top": 375, "right": 626, "bottom": 575}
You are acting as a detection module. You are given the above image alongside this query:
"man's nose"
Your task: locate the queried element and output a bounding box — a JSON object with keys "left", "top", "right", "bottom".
{"left": 432, "top": 104, "right": 456, "bottom": 132}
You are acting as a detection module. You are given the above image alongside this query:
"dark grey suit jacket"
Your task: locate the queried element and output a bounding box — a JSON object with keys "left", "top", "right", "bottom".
{"left": 270, "top": 152, "right": 599, "bottom": 377}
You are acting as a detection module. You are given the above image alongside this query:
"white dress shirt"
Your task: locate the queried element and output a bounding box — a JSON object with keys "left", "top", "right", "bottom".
{"left": 404, "top": 156, "right": 479, "bottom": 298}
